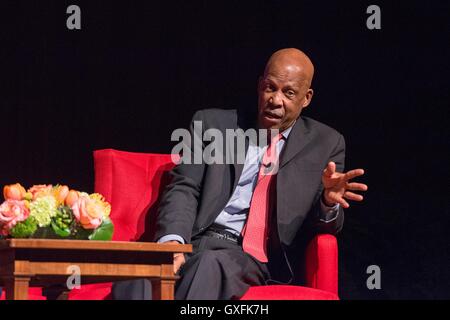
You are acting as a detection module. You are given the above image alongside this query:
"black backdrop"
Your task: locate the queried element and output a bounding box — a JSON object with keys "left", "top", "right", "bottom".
{"left": 1, "top": 1, "right": 449, "bottom": 299}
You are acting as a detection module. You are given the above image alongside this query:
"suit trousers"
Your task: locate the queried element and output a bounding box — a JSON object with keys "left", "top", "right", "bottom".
{"left": 176, "top": 234, "right": 270, "bottom": 300}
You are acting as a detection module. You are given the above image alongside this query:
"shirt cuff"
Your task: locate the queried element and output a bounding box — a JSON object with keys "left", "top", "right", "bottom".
{"left": 157, "top": 234, "right": 186, "bottom": 244}
{"left": 319, "top": 199, "right": 340, "bottom": 223}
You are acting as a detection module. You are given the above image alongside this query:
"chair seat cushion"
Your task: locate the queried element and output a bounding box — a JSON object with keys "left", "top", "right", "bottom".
{"left": 240, "top": 285, "right": 339, "bottom": 300}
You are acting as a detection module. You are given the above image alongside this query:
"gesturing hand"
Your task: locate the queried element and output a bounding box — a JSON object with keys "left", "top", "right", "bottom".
{"left": 322, "top": 161, "right": 368, "bottom": 208}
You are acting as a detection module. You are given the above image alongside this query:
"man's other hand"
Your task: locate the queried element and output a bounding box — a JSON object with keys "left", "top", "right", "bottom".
{"left": 322, "top": 161, "right": 368, "bottom": 208}
{"left": 163, "top": 240, "right": 186, "bottom": 274}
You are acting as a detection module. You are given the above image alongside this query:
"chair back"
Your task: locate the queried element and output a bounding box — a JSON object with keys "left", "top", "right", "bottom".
{"left": 93, "top": 149, "right": 178, "bottom": 241}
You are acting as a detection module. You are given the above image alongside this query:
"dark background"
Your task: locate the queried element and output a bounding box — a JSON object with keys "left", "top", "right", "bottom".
{"left": 1, "top": 1, "right": 448, "bottom": 299}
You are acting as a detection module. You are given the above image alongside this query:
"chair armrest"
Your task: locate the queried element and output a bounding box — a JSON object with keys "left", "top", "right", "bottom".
{"left": 304, "top": 234, "right": 338, "bottom": 295}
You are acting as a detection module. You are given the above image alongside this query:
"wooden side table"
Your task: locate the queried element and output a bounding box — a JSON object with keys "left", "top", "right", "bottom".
{"left": 0, "top": 239, "right": 192, "bottom": 300}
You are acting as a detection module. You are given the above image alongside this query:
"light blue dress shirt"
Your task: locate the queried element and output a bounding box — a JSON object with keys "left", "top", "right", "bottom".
{"left": 159, "top": 125, "right": 340, "bottom": 244}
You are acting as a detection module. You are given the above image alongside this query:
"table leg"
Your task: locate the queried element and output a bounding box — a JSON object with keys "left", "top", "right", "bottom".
{"left": 5, "top": 276, "right": 30, "bottom": 300}
{"left": 152, "top": 278, "right": 175, "bottom": 300}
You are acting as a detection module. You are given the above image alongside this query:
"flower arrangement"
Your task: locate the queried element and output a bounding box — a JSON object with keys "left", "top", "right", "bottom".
{"left": 0, "top": 183, "right": 113, "bottom": 240}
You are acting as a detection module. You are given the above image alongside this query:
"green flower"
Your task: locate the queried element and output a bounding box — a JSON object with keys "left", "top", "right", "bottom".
{"left": 29, "top": 195, "right": 58, "bottom": 227}
{"left": 51, "top": 206, "right": 74, "bottom": 237}
{"left": 10, "top": 216, "right": 38, "bottom": 238}
{"left": 54, "top": 206, "right": 74, "bottom": 228}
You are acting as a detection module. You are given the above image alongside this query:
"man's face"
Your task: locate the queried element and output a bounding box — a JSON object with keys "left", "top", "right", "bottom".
{"left": 257, "top": 63, "right": 313, "bottom": 132}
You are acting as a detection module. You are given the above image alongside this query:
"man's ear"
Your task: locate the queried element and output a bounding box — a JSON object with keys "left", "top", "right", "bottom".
{"left": 302, "top": 88, "right": 314, "bottom": 108}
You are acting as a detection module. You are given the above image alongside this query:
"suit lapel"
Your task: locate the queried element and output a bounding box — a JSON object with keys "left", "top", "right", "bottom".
{"left": 279, "top": 117, "right": 311, "bottom": 169}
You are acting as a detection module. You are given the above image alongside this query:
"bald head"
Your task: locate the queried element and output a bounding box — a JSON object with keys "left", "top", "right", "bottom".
{"left": 264, "top": 48, "right": 314, "bottom": 89}
{"left": 257, "top": 48, "right": 315, "bottom": 131}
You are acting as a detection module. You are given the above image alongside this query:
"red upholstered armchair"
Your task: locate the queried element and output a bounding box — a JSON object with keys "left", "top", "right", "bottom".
{"left": 67, "top": 149, "right": 339, "bottom": 300}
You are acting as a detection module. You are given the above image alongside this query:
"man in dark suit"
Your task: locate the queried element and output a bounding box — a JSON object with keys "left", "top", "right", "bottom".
{"left": 154, "top": 48, "right": 367, "bottom": 300}
{"left": 113, "top": 48, "right": 367, "bottom": 300}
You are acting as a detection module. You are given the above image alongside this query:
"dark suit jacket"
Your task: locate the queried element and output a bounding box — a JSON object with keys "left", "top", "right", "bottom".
{"left": 155, "top": 108, "right": 345, "bottom": 281}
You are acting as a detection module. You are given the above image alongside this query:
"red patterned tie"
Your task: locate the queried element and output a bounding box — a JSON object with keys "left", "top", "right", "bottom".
{"left": 242, "top": 133, "right": 283, "bottom": 262}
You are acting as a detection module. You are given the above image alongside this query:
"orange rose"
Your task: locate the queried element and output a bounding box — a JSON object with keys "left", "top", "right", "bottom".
{"left": 53, "top": 185, "right": 69, "bottom": 205}
{"left": 71, "top": 194, "right": 104, "bottom": 229}
{"left": 3, "top": 183, "right": 27, "bottom": 201}
{"left": 65, "top": 190, "right": 79, "bottom": 207}
{"left": 28, "top": 184, "right": 53, "bottom": 200}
